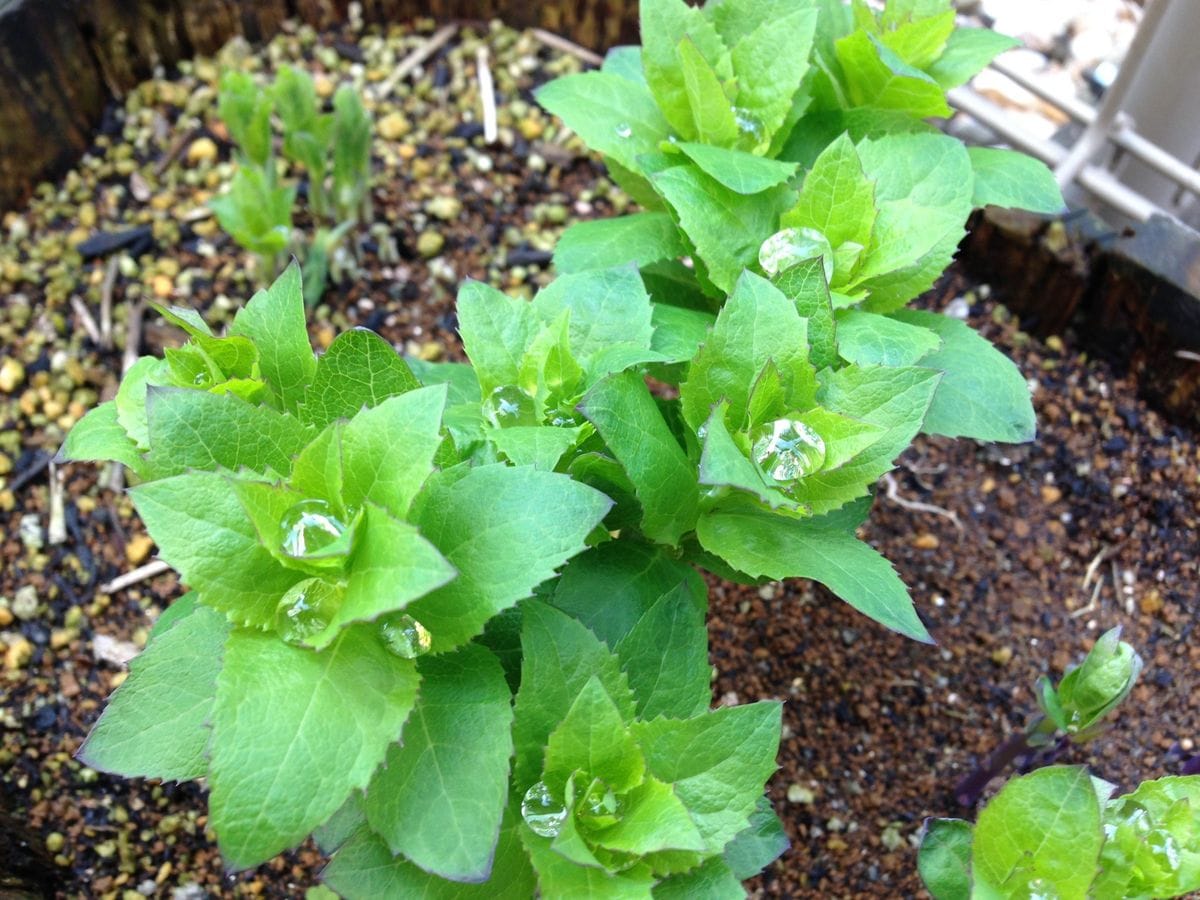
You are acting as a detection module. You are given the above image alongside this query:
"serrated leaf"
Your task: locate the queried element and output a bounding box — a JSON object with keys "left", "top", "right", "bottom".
{"left": 729, "top": 8, "right": 819, "bottom": 151}
{"left": 968, "top": 147, "right": 1065, "bottom": 214}
{"left": 835, "top": 308, "right": 942, "bottom": 367}
{"left": 917, "top": 818, "right": 973, "bottom": 900}
{"left": 323, "top": 815, "right": 536, "bottom": 899}
{"left": 673, "top": 143, "right": 798, "bottom": 195}
{"left": 834, "top": 31, "right": 951, "bottom": 118}
{"left": 300, "top": 329, "right": 420, "bottom": 429}
{"left": 782, "top": 132, "right": 876, "bottom": 252}
{"left": 533, "top": 266, "right": 656, "bottom": 370}
{"left": 554, "top": 213, "right": 687, "bottom": 274}
{"left": 551, "top": 541, "right": 705, "bottom": 648}
{"left": 523, "top": 825, "right": 656, "bottom": 899}
{"left": 892, "top": 309, "right": 1035, "bottom": 443}
{"left": 653, "top": 857, "right": 744, "bottom": 900}
{"left": 972, "top": 766, "right": 1103, "bottom": 899}
{"left": 877, "top": 8, "right": 956, "bottom": 70}
{"left": 536, "top": 71, "right": 670, "bottom": 175}
{"left": 457, "top": 281, "right": 540, "bottom": 395}
{"left": 696, "top": 504, "right": 931, "bottom": 641}
{"left": 407, "top": 358, "right": 481, "bottom": 405}
{"left": 615, "top": 582, "right": 711, "bottom": 719}
{"left": 580, "top": 371, "right": 699, "bottom": 547}
{"left": 640, "top": 0, "right": 732, "bottom": 141}
{"left": 544, "top": 676, "right": 646, "bottom": 794}
{"left": 144, "top": 387, "right": 310, "bottom": 479}
{"left": 604, "top": 45, "right": 648, "bottom": 85}
{"left": 699, "top": 403, "right": 793, "bottom": 509}
{"left": 489, "top": 425, "right": 583, "bottom": 470}
{"left": 313, "top": 792, "right": 365, "bottom": 855}
{"left": 723, "top": 795, "right": 789, "bottom": 880}
{"left": 208, "top": 627, "right": 420, "bottom": 869}
{"left": 78, "top": 602, "right": 229, "bottom": 780}
{"left": 229, "top": 263, "right": 315, "bottom": 414}
{"left": 57, "top": 400, "right": 146, "bottom": 474}
{"left": 115, "top": 356, "right": 170, "bottom": 450}
{"left": 591, "top": 777, "right": 706, "bottom": 856}
{"left": 405, "top": 465, "right": 612, "bottom": 653}
{"left": 650, "top": 303, "right": 717, "bottom": 364}
{"left": 364, "top": 644, "right": 513, "bottom": 881}
{"left": 772, "top": 259, "right": 838, "bottom": 369}
{"left": 678, "top": 36, "right": 739, "bottom": 146}
{"left": 631, "top": 702, "right": 782, "bottom": 852}
{"left": 681, "top": 271, "right": 816, "bottom": 432}
{"left": 653, "top": 164, "right": 793, "bottom": 294}
{"left": 512, "top": 601, "right": 637, "bottom": 792}
{"left": 131, "top": 472, "right": 303, "bottom": 628}
{"left": 927, "top": 27, "right": 1018, "bottom": 89}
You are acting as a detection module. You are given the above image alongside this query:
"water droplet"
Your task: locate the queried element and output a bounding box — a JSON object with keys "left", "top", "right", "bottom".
{"left": 483, "top": 385, "right": 538, "bottom": 428}
{"left": 732, "top": 107, "right": 764, "bottom": 150}
{"left": 578, "top": 779, "right": 620, "bottom": 828}
{"left": 379, "top": 613, "right": 432, "bottom": 659}
{"left": 1147, "top": 829, "right": 1181, "bottom": 869}
{"left": 279, "top": 500, "right": 349, "bottom": 560}
{"left": 521, "top": 781, "right": 567, "bottom": 838}
{"left": 751, "top": 418, "right": 826, "bottom": 483}
{"left": 192, "top": 372, "right": 210, "bottom": 386}
{"left": 758, "top": 227, "right": 834, "bottom": 281}
{"left": 1026, "top": 879, "right": 1060, "bottom": 900}
{"left": 615, "top": 122, "right": 633, "bottom": 139}
{"left": 274, "top": 579, "right": 336, "bottom": 644}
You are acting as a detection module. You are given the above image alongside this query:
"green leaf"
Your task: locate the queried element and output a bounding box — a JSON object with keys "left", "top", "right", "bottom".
{"left": 699, "top": 403, "right": 793, "bottom": 509}
{"left": 678, "top": 36, "right": 739, "bottom": 147}
{"left": 523, "top": 826, "right": 656, "bottom": 899}
{"left": 300, "top": 329, "right": 420, "bottom": 429}
{"left": 364, "top": 644, "right": 514, "bottom": 881}
{"left": 551, "top": 541, "right": 705, "bottom": 648}
{"left": 892, "top": 310, "right": 1035, "bottom": 443}
{"left": 615, "top": 583, "right": 711, "bottom": 720}
{"left": 457, "top": 280, "right": 540, "bottom": 395}
{"left": 1098, "top": 777, "right": 1200, "bottom": 898}
{"left": 228, "top": 264, "right": 315, "bottom": 415}
{"left": 208, "top": 627, "right": 420, "bottom": 869}
{"left": 544, "top": 676, "right": 646, "bottom": 794}
{"left": 632, "top": 702, "right": 782, "bottom": 851}
{"left": 653, "top": 857, "right": 744, "bottom": 900}
{"left": 115, "top": 355, "right": 170, "bottom": 450}
{"left": 580, "top": 372, "right": 699, "bottom": 546}
{"left": 209, "top": 167, "right": 294, "bottom": 256}
{"left": 772, "top": 259, "right": 838, "bottom": 370}
{"left": 917, "top": 818, "right": 973, "bottom": 900}
{"left": 640, "top": 0, "right": 732, "bottom": 141}
{"left": 57, "top": 400, "right": 146, "bottom": 474}
{"left": 928, "top": 28, "right": 1018, "bottom": 89}
{"left": 533, "top": 266, "right": 656, "bottom": 370}
{"left": 144, "top": 387, "right": 310, "bottom": 479}
{"left": 604, "top": 45, "right": 648, "bottom": 85}
{"left": 968, "top": 147, "right": 1065, "bottom": 214}
{"left": 835, "top": 308, "right": 942, "bottom": 367}
{"left": 490, "top": 425, "right": 583, "bottom": 470}
{"left": 722, "top": 796, "right": 789, "bottom": 880}
{"left": 673, "top": 143, "right": 798, "bottom": 195}
{"left": 313, "top": 792, "right": 365, "bottom": 854}
{"left": 406, "top": 465, "right": 612, "bottom": 652}
{"left": 971, "top": 766, "right": 1103, "bottom": 899}
{"left": 729, "top": 8, "right": 819, "bottom": 151}
{"left": 653, "top": 164, "right": 793, "bottom": 294}
{"left": 147, "top": 592, "right": 200, "bottom": 641}
{"left": 306, "top": 504, "right": 456, "bottom": 650}
{"left": 787, "top": 364, "right": 940, "bottom": 513}
{"left": 512, "top": 601, "right": 636, "bottom": 792}
{"left": 681, "top": 271, "right": 815, "bottom": 432}
{"left": 696, "top": 504, "right": 932, "bottom": 641}
{"left": 407, "top": 358, "right": 481, "bottom": 405}
{"left": 324, "top": 814, "right": 536, "bottom": 899}
{"left": 782, "top": 132, "right": 876, "bottom": 252}
{"left": 650, "top": 303, "right": 717, "bottom": 365}
{"left": 591, "top": 777, "right": 707, "bottom": 856}
{"left": 877, "top": 8, "right": 956, "bottom": 69}
{"left": 78, "top": 603, "right": 229, "bottom": 780}
{"left": 554, "top": 213, "right": 687, "bottom": 274}
{"left": 536, "top": 71, "right": 670, "bottom": 175}
{"left": 131, "top": 472, "right": 302, "bottom": 628}
{"left": 834, "top": 31, "right": 951, "bottom": 118}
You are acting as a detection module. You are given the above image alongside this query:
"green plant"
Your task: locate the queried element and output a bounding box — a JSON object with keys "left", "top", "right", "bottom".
{"left": 211, "top": 66, "right": 373, "bottom": 305}
{"left": 920, "top": 631, "right": 1199, "bottom": 899}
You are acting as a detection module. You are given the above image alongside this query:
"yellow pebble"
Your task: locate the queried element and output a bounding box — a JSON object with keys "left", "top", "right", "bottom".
{"left": 4, "top": 637, "right": 33, "bottom": 671}
{"left": 186, "top": 137, "right": 219, "bottom": 166}
{"left": 152, "top": 274, "right": 174, "bottom": 299}
{"left": 126, "top": 534, "right": 156, "bottom": 565}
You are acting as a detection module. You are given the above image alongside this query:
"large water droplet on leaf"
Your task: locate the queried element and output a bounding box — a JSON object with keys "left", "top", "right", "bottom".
{"left": 280, "top": 500, "right": 349, "bottom": 560}
{"left": 751, "top": 418, "right": 826, "bottom": 483}
{"left": 758, "top": 227, "right": 834, "bottom": 281}
{"left": 521, "top": 781, "right": 567, "bottom": 838}
{"left": 483, "top": 385, "right": 538, "bottom": 428}
{"left": 578, "top": 779, "right": 621, "bottom": 829}
{"left": 379, "top": 613, "right": 432, "bottom": 659}
{"left": 274, "top": 578, "right": 336, "bottom": 644}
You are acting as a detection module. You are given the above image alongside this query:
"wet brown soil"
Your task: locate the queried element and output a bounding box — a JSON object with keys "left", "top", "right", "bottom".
{"left": 0, "top": 17, "right": 1196, "bottom": 900}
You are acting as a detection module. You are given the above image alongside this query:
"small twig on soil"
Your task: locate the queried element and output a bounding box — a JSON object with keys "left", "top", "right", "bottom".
{"left": 1070, "top": 543, "right": 1119, "bottom": 617}
{"left": 100, "top": 255, "right": 118, "bottom": 350}
{"left": 70, "top": 296, "right": 103, "bottom": 346}
{"left": 154, "top": 127, "right": 201, "bottom": 177}
{"left": 882, "top": 471, "right": 962, "bottom": 532}
{"left": 7, "top": 451, "right": 52, "bottom": 494}
{"left": 122, "top": 300, "right": 145, "bottom": 375}
{"left": 1069, "top": 575, "right": 1105, "bottom": 619}
{"left": 1176, "top": 349, "right": 1200, "bottom": 363}
{"left": 47, "top": 463, "right": 67, "bottom": 546}
{"left": 531, "top": 28, "right": 604, "bottom": 66}
{"left": 377, "top": 23, "right": 458, "bottom": 98}
{"left": 100, "top": 560, "right": 170, "bottom": 595}
{"left": 475, "top": 46, "right": 498, "bottom": 144}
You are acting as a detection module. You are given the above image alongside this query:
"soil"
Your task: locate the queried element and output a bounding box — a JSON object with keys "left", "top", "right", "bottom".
{"left": 1, "top": 16, "right": 1197, "bottom": 900}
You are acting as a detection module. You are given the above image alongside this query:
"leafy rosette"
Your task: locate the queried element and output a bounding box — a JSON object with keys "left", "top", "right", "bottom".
{"left": 67, "top": 266, "right": 613, "bottom": 870}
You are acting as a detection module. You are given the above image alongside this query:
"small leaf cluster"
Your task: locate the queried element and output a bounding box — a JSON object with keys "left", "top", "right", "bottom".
{"left": 62, "top": 265, "right": 787, "bottom": 896}
{"left": 212, "top": 66, "right": 372, "bottom": 303}
{"left": 921, "top": 631, "right": 1199, "bottom": 899}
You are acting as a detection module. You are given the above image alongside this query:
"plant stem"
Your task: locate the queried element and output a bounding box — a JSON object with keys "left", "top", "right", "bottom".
{"left": 954, "top": 715, "right": 1057, "bottom": 807}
